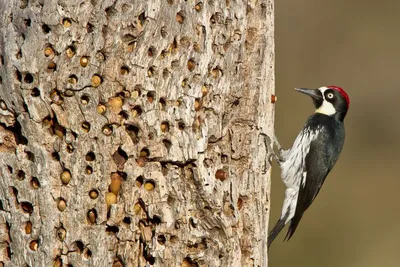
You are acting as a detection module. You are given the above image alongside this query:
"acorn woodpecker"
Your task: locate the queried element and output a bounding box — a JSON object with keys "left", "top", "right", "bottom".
{"left": 268, "top": 85, "right": 350, "bottom": 248}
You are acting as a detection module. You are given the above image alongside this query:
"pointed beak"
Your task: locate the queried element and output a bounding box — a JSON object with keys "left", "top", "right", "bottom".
{"left": 295, "top": 88, "right": 323, "bottom": 101}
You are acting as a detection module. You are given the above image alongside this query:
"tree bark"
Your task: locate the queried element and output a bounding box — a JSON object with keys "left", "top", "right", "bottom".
{"left": 0, "top": 0, "right": 274, "bottom": 266}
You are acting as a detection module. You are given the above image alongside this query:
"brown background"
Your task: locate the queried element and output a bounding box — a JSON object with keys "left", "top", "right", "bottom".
{"left": 269, "top": 0, "right": 400, "bottom": 266}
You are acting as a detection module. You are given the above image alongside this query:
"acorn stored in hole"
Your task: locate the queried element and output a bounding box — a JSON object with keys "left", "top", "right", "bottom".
{"left": 91, "top": 74, "right": 102, "bottom": 87}
{"left": 80, "top": 56, "right": 89, "bottom": 67}
{"left": 106, "top": 192, "right": 117, "bottom": 209}
{"left": 215, "top": 169, "right": 228, "bottom": 181}
{"left": 60, "top": 170, "right": 71, "bottom": 185}
{"left": 109, "top": 173, "right": 122, "bottom": 195}
{"left": 57, "top": 199, "right": 67, "bottom": 212}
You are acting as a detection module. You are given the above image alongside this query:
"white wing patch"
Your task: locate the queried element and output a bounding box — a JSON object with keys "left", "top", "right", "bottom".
{"left": 316, "top": 86, "right": 335, "bottom": 116}
{"left": 301, "top": 172, "right": 307, "bottom": 187}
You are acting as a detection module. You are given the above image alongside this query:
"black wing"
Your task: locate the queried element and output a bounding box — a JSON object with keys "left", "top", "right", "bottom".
{"left": 284, "top": 125, "right": 342, "bottom": 240}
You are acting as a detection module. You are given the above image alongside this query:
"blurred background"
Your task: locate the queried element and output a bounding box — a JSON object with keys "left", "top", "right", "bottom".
{"left": 270, "top": 0, "right": 400, "bottom": 266}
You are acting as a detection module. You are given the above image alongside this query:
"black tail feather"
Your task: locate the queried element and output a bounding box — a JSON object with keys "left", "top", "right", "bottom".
{"left": 268, "top": 218, "right": 286, "bottom": 248}
{"left": 284, "top": 213, "right": 303, "bottom": 241}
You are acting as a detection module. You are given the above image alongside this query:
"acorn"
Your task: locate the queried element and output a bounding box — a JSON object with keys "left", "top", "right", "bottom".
{"left": 160, "top": 121, "right": 169, "bottom": 133}
{"left": 215, "top": 169, "right": 228, "bottom": 181}
{"left": 109, "top": 173, "right": 122, "bottom": 195}
{"left": 29, "top": 240, "right": 39, "bottom": 251}
{"left": 80, "top": 56, "right": 89, "bottom": 67}
{"left": 60, "top": 170, "right": 71, "bottom": 185}
{"left": 105, "top": 192, "right": 117, "bottom": 209}
{"left": 144, "top": 180, "right": 155, "bottom": 191}
{"left": 57, "top": 199, "right": 67, "bottom": 212}
{"left": 91, "top": 74, "right": 102, "bottom": 87}
{"left": 89, "top": 189, "right": 98, "bottom": 199}
{"left": 176, "top": 12, "right": 184, "bottom": 24}
{"left": 44, "top": 46, "right": 54, "bottom": 57}
{"left": 25, "top": 221, "right": 32, "bottom": 234}
{"left": 96, "top": 104, "right": 107, "bottom": 114}
{"left": 87, "top": 209, "right": 97, "bottom": 224}
{"left": 62, "top": 18, "right": 71, "bottom": 28}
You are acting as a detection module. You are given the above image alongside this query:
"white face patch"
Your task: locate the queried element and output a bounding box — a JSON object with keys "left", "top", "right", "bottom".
{"left": 315, "top": 86, "right": 336, "bottom": 116}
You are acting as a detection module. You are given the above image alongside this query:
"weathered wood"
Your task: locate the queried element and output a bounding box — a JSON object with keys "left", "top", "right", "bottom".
{"left": 0, "top": 0, "right": 274, "bottom": 266}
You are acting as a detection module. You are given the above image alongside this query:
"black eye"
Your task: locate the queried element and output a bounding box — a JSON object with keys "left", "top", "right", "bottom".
{"left": 327, "top": 93, "right": 334, "bottom": 99}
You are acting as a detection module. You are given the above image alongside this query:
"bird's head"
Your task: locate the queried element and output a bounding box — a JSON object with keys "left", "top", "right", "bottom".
{"left": 295, "top": 86, "right": 350, "bottom": 121}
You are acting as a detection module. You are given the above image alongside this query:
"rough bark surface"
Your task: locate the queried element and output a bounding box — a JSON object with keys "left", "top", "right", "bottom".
{"left": 0, "top": 0, "right": 274, "bottom": 266}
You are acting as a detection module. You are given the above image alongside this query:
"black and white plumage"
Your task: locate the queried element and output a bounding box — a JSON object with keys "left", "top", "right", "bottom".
{"left": 268, "top": 85, "right": 350, "bottom": 248}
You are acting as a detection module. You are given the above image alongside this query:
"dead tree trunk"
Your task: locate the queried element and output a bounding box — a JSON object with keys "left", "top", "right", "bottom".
{"left": 0, "top": 0, "right": 274, "bottom": 266}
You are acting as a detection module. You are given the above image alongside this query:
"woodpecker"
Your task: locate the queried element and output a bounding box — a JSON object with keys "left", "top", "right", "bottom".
{"left": 268, "top": 85, "right": 350, "bottom": 248}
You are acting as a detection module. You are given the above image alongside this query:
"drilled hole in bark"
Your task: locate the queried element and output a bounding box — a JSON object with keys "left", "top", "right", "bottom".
{"left": 157, "top": 235, "right": 166, "bottom": 245}
{"left": 85, "top": 166, "right": 93, "bottom": 175}
{"left": 80, "top": 56, "right": 89, "bottom": 67}
{"left": 25, "top": 221, "right": 32, "bottom": 234}
{"left": 56, "top": 226, "right": 67, "bottom": 241}
{"left": 106, "top": 225, "right": 119, "bottom": 234}
{"left": 57, "top": 198, "right": 67, "bottom": 212}
{"left": 42, "top": 24, "right": 51, "bottom": 33}
{"left": 81, "top": 121, "right": 91, "bottom": 132}
{"left": 7, "top": 165, "right": 13, "bottom": 174}
{"left": 86, "top": 23, "right": 94, "bottom": 33}
{"left": 160, "top": 121, "right": 169, "bottom": 132}
{"left": 17, "top": 170, "right": 26, "bottom": 180}
{"left": 31, "top": 87, "right": 40, "bottom": 97}
{"left": 147, "top": 66, "right": 156, "bottom": 77}
{"left": 123, "top": 217, "right": 131, "bottom": 224}
{"left": 51, "top": 152, "right": 60, "bottom": 161}
{"left": 25, "top": 151, "right": 34, "bottom": 162}
{"left": 163, "top": 139, "right": 172, "bottom": 151}
{"left": 81, "top": 94, "right": 89, "bottom": 105}
{"left": 112, "top": 147, "right": 128, "bottom": 168}
{"left": 119, "top": 110, "right": 129, "bottom": 120}
{"left": 189, "top": 217, "right": 197, "bottom": 228}
{"left": 85, "top": 151, "right": 95, "bottom": 161}
{"left": 83, "top": 248, "right": 92, "bottom": 259}
{"left": 30, "top": 177, "right": 40, "bottom": 189}
{"left": 176, "top": 11, "right": 185, "bottom": 24}
{"left": 89, "top": 189, "right": 98, "bottom": 199}
{"left": 125, "top": 124, "right": 140, "bottom": 143}
{"left": 62, "top": 18, "right": 72, "bottom": 27}
{"left": 178, "top": 121, "right": 186, "bottom": 130}
{"left": 15, "top": 69, "right": 22, "bottom": 82}
{"left": 151, "top": 215, "right": 162, "bottom": 225}
{"left": 140, "top": 148, "right": 150, "bottom": 158}
{"left": 132, "top": 105, "right": 142, "bottom": 117}
{"left": 68, "top": 74, "right": 78, "bottom": 84}
{"left": 24, "top": 18, "right": 31, "bottom": 27}
{"left": 159, "top": 97, "right": 167, "bottom": 110}
{"left": 102, "top": 124, "right": 113, "bottom": 136}
{"left": 66, "top": 144, "right": 74, "bottom": 153}
{"left": 187, "top": 58, "right": 196, "bottom": 71}
{"left": 148, "top": 46, "right": 155, "bottom": 57}
{"left": 50, "top": 89, "right": 63, "bottom": 105}
{"left": 87, "top": 209, "right": 97, "bottom": 224}
{"left": 221, "top": 154, "right": 228, "bottom": 163}
{"left": 120, "top": 65, "right": 129, "bottom": 75}
{"left": 47, "top": 61, "right": 57, "bottom": 71}
{"left": 135, "top": 176, "right": 144, "bottom": 187}
{"left": 16, "top": 49, "right": 22, "bottom": 59}
{"left": 21, "top": 202, "right": 34, "bottom": 214}
{"left": 29, "top": 240, "right": 39, "bottom": 251}
{"left": 144, "top": 180, "right": 156, "bottom": 191}
{"left": 71, "top": 240, "right": 84, "bottom": 253}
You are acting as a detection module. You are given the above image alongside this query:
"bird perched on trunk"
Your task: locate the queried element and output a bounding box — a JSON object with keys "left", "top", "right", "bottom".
{"left": 267, "top": 86, "right": 350, "bottom": 248}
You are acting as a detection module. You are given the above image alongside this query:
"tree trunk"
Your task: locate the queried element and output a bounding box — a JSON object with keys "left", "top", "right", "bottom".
{"left": 0, "top": 0, "right": 274, "bottom": 266}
